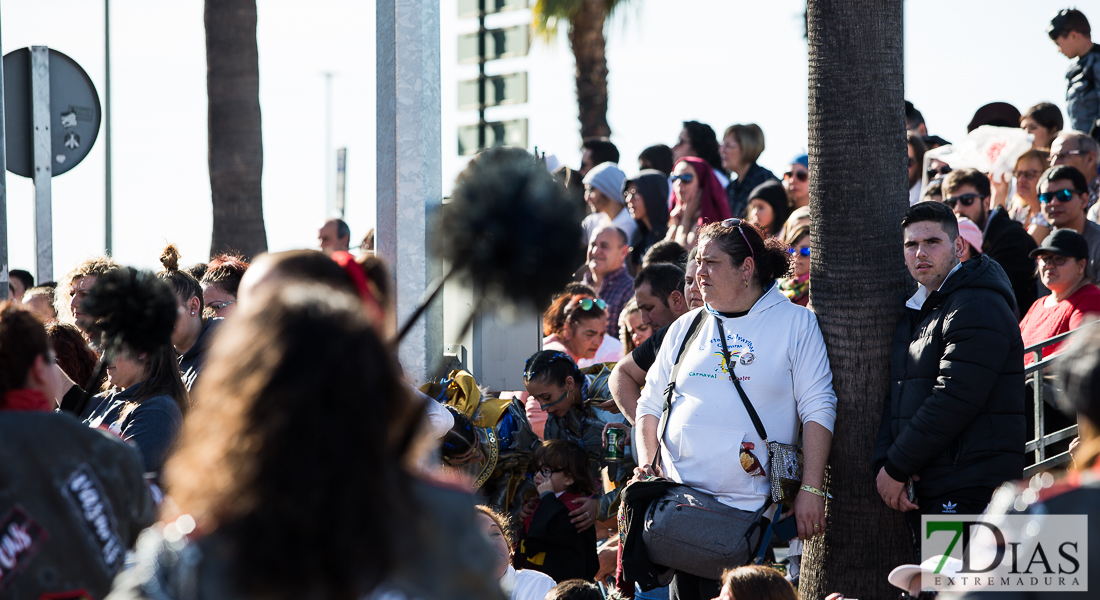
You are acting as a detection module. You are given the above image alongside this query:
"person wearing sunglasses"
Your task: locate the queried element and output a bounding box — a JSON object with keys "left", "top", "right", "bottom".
{"left": 782, "top": 155, "right": 810, "bottom": 210}
{"left": 542, "top": 294, "right": 611, "bottom": 366}
{"left": 665, "top": 157, "right": 732, "bottom": 248}
{"left": 1039, "top": 165, "right": 1100, "bottom": 284}
{"left": 720, "top": 124, "right": 778, "bottom": 220}
{"left": 1007, "top": 149, "right": 1052, "bottom": 245}
{"left": 1049, "top": 132, "right": 1100, "bottom": 219}
{"left": 635, "top": 219, "right": 837, "bottom": 593}
{"left": 778, "top": 224, "right": 811, "bottom": 307}
{"left": 942, "top": 168, "right": 1038, "bottom": 318}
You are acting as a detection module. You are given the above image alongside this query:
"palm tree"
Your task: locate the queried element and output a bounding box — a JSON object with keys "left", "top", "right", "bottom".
{"left": 532, "top": 0, "right": 624, "bottom": 138}
{"left": 205, "top": 0, "right": 268, "bottom": 259}
{"left": 798, "top": 0, "right": 915, "bottom": 598}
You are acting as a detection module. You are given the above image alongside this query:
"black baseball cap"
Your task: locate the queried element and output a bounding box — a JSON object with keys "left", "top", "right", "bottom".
{"left": 1030, "top": 229, "right": 1089, "bottom": 260}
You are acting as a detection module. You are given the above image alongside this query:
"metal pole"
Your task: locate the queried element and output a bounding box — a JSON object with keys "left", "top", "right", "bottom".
{"left": 0, "top": 6, "right": 9, "bottom": 300}
{"left": 335, "top": 147, "right": 346, "bottom": 218}
{"left": 477, "top": 0, "right": 486, "bottom": 150}
{"left": 324, "top": 71, "right": 333, "bottom": 215}
{"left": 30, "top": 46, "right": 53, "bottom": 284}
{"left": 104, "top": 0, "right": 112, "bottom": 255}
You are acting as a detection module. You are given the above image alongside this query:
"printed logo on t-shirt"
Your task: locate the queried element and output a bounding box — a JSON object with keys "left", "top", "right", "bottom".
{"left": 688, "top": 331, "right": 757, "bottom": 381}
{"left": 0, "top": 505, "right": 48, "bottom": 592}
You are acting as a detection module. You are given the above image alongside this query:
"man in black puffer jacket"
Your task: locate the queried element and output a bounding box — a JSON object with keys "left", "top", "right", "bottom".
{"left": 873, "top": 202, "right": 1025, "bottom": 541}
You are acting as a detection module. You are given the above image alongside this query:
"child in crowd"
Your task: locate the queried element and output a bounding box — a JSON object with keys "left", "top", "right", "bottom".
{"left": 517, "top": 439, "right": 599, "bottom": 582}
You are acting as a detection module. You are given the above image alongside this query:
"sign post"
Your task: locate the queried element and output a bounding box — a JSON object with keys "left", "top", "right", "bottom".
{"left": 30, "top": 47, "right": 52, "bottom": 284}
{"left": 3, "top": 46, "right": 102, "bottom": 285}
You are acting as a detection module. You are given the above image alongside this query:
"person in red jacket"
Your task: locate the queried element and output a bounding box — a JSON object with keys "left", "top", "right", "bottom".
{"left": 1020, "top": 229, "right": 1100, "bottom": 364}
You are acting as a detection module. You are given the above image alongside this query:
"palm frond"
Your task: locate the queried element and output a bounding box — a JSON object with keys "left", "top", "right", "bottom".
{"left": 531, "top": 0, "right": 633, "bottom": 40}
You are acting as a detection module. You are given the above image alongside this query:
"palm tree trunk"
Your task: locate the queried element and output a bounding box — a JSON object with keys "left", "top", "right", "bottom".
{"left": 205, "top": 0, "right": 267, "bottom": 259}
{"left": 799, "top": 0, "right": 914, "bottom": 598}
{"left": 568, "top": 0, "right": 610, "bottom": 139}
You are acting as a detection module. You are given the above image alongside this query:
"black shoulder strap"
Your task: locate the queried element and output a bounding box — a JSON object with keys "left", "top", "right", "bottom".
{"left": 651, "top": 310, "right": 707, "bottom": 469}
{"left": 714, "top": 315, "right": 770, "bottom": 443}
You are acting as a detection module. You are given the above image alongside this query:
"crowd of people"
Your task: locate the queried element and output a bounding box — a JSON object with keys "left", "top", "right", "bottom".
{"left": 4, "top": 7, "right": 1100, "bottom": 600}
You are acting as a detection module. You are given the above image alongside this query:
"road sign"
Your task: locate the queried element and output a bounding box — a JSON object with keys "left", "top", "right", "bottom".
{"left": 4, "top": 47, "right": 101, "bottom": 177}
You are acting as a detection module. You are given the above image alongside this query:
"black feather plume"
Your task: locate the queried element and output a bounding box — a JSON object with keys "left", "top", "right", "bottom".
{"left": 82, "top": 267, "right": 178, "bottom": 355}
{"left": 432, "top": 147, "right": 584, "bottom": 310}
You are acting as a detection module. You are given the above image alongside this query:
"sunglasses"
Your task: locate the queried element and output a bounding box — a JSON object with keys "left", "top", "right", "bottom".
{"left": 927, "top": 165, "right": 951, "bottom": 179}
{"left": 720, "top": 218, "right": 755, "bottom": 257}
{"left": 577, "top": 298, "right": 607, "bottom": 312}
{"left": 1014, "top": 169, "right": 1040, "bottom": 180}
{"left": 787, "top": 247, "right": 811, "bottom": 257}
{"left": 1039, "top": 188, "right": 1078, "bottom": 204}
{"left": 943, "top": 193, "right": 985, "bottom": 208}
{"left": 1037, "top": 254, "right": 1071, "bottom": 266}
{"left": 783, "top": 170, "right": 809, "bottom": 182}
{"left": 670, "top": 173, "right": 695, "bottom": 184}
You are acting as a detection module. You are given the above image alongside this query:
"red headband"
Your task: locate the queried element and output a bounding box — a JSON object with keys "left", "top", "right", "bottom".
{"left": 330, "top": 251, "right": 385, "bottom": 324}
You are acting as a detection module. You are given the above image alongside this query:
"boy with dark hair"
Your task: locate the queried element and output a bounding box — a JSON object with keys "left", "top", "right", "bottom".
{"left": 1049, "top": 8, "right": 1100, "bottom": 134}
{"left": 942, "top": 168, "right": 1038, "bottom": 316}
{"left": 8, "top": 269, "right": 33, "bottom": 303}
{"left": 1039, "top": 165, "right": 1100, "bottom": 281}
{"left": 580, "top": 137, "right": 619, "bottom": 176}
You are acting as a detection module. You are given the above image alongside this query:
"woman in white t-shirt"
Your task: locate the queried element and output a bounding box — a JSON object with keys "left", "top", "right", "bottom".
{"left": 476, "top": 505, "right": 556, "bottom": 600}
{"left": 635, "top": 218, "right": 837, "bottom": 599}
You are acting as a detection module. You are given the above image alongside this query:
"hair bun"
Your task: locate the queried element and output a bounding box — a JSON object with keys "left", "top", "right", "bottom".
{"left": 160, "top": 244, "right": 181, "bottom": 272}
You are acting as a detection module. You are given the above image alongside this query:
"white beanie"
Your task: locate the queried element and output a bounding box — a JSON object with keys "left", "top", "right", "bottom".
{"left": 582, "top": 162, "right": 627, "bottom": 205}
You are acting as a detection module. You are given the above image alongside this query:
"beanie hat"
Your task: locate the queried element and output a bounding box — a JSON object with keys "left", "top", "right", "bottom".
{"left": 583, "top": 162, "right": 627, "bottom": 205}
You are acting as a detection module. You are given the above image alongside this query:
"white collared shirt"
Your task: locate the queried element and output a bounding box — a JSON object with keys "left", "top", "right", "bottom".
{"left": 906, "top": 262, "right": 963, "bottom": 310}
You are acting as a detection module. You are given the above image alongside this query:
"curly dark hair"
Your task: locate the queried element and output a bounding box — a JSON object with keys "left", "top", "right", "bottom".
{"left": 164, "top": 283, "right": 425, "bottom": 599}
{"left": 697, "top": 220, "right": 792, "bottom": 287}
{"left": 682, "top": 121, "right": 726, "bottom": 176}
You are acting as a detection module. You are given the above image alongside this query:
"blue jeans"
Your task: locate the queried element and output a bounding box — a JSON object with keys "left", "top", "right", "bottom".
{"left": 635, "top": 583, "right": 670, "bottom": 600}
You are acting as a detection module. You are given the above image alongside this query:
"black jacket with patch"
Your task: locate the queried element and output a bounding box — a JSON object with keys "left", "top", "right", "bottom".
{"left": 0, "top": 411, "right": 156, "bottom": 600}
{"left": 872, "top": 255, "right": 1026, "bottom": 500}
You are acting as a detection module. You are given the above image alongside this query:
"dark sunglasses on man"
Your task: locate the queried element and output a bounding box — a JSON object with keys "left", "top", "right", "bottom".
{"left": 1038, "top": 188, "right": 1078, "bottom": 204}
{"left": 783, "top": 170, "right": 809, "bottom": 183}
{"left": 943, "top": 193, "right": 985, "bottom": 208}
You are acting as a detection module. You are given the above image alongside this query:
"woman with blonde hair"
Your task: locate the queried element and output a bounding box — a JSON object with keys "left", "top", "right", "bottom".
{"left": 721, "top": 123, "right": 778, "bottom": 219}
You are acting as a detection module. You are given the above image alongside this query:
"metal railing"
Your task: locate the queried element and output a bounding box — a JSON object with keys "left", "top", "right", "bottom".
{"left": 1020, "top": 322, "right": 1097, "bottom": 477}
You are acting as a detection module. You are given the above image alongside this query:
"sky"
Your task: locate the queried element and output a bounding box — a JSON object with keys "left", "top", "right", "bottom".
{"left": 0, "top": 0, "right": 1079, "bottom": 278}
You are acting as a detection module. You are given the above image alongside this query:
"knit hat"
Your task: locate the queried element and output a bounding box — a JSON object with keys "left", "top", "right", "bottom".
{"left": 748, "top": 180, "right": 792, "bottom": 237}
{"left": 956, "top": 217, "right": 984, "bottom": 256}
{"left": 583, "top": 162, "right": 627, "bottom": 205}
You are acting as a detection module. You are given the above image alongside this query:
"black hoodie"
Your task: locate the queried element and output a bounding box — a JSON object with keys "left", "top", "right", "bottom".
{"left": 624, "top": 170, "right": 670, "bottom": 267}
{"left": 872, "top": 255, "right": 1025, "bottom": 499}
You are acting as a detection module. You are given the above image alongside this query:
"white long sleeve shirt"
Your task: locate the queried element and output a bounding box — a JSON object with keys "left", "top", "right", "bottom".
{"left": 636, "top": 284, "right": 837, "bottom": 510}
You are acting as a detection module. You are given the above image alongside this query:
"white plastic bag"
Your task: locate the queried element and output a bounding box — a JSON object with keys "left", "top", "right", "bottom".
{"left": 924, "top": 126, "right": 1034, "bottom": 186}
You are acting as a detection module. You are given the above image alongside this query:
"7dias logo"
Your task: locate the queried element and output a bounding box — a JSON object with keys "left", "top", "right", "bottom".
{"left": 922, "top": 515, "right": 1088, "bottom": 592}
